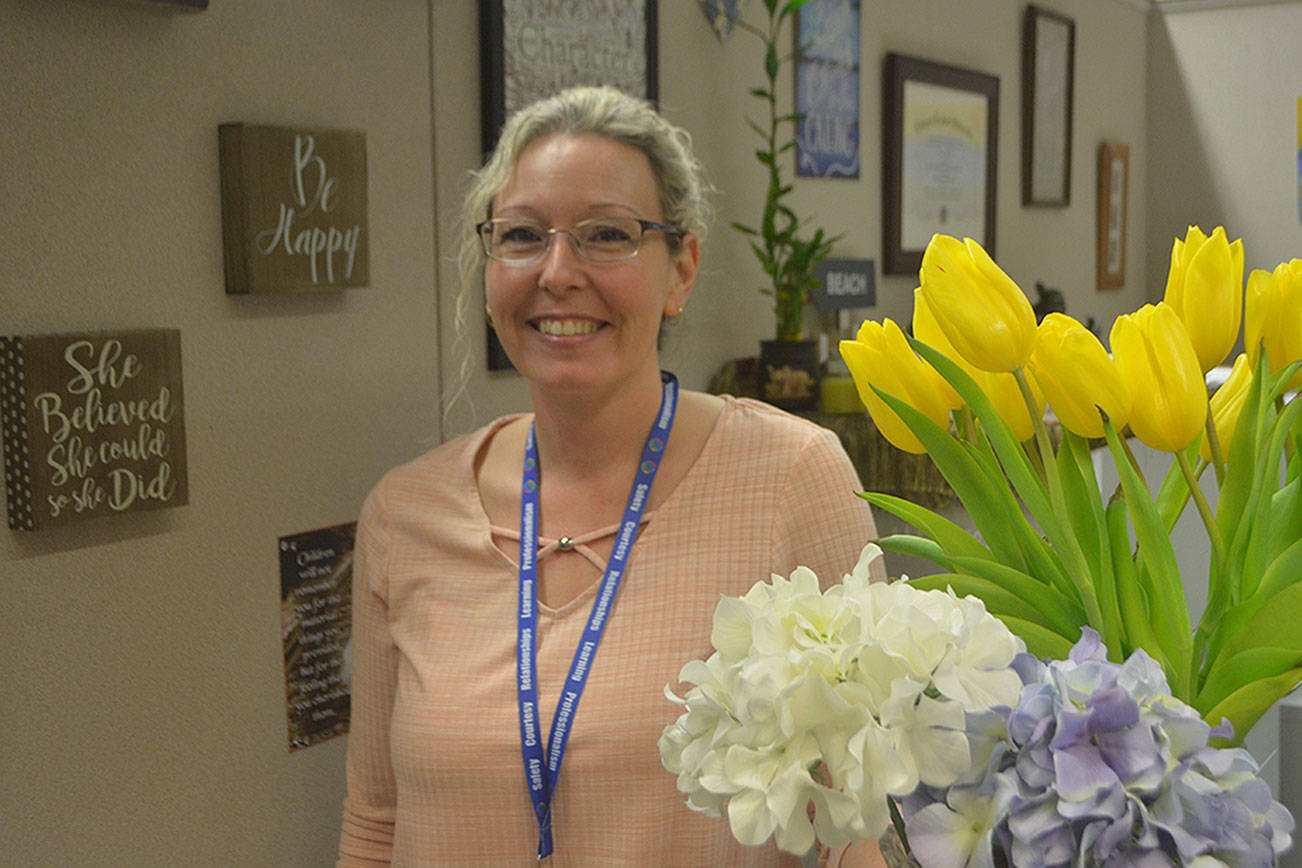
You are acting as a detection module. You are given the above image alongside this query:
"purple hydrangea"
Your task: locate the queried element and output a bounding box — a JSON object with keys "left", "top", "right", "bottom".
{"left": 900, "top": 629, "right": 1295, "bottom": 867}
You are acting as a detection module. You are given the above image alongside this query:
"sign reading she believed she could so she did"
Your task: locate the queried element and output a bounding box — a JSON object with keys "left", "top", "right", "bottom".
{"left": 219, "top": 123, "right": 369, "bottom": 294}
{"left": 1, "top": 329, "right": 188, "bottom": 530}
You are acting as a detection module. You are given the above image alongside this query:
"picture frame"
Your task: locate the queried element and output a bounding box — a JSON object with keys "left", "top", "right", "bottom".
{"left": 1022, "top": 5, "right": 1075, "bottom": 206}
{"left": 477, "top": 0, "right": 659, "bottom": 370}
{"left": 1096, "top": 141, "right": 1129, "bottom": 290}
{"left": 882, "top": 53, "right": 999, "bottom": 275}
{"left": 478, "top": 0, "right": 659, "bottom": 158}
{"left": 795, "top": 0, "right": 860, "bottom": 179}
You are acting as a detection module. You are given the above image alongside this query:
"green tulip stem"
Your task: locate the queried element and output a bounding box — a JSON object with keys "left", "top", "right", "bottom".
{"left": 1175, "top": 449, "right": 1226, "bottom": 578}
{"left": 1013, "top": 367, "right": 1106, "bottom": 629}
{"left": 1117, "top": 433, "right": 1151, "bottom": 498}
{"left": 1203, "top": 405, "right": 1226, "bottom": 485}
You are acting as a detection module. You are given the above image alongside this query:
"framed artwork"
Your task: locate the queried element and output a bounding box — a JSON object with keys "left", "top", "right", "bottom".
{"left": 1022, "top": 5, "right": 1075, "bottom": 206}
{"left": 882, "top": 53, "right": 999, "bottom": 275}
{"left": 1096, "top": 141, "right": 1129, "bottom": 290}
{"left": 478, "top": 0, "right": 658, "bottom": 370}
{"left": 795, "top": 0, "right": 860, "bottom": 179}
{"left": 478, "top": 0, "right": 659, "bottom": 157}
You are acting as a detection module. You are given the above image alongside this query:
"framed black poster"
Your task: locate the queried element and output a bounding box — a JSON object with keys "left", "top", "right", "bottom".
{"left": 280, "top": 522, "right": 356, "bottom": 751}
{"left": 478, "top": 0, "right": 659, "bottom": 157}
{"left": 882, "top": 53, "right": 999, "bottom": 275}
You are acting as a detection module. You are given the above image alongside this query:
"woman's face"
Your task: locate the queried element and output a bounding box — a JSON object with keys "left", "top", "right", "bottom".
{"left": 485, "top": 132, "right": 699, "bottom": 399}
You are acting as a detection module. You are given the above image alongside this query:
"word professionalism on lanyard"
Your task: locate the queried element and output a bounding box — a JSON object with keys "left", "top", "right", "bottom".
{"left": 516, "top": 372, "right": 678, "bottom": 861}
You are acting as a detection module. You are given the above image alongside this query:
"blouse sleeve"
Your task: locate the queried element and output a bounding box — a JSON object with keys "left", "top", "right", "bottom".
{"left": 770, "top": 425, "right": 887, "bottom": 587}
{"left": 337, "top": 485, "right": 399, "bottom": 867}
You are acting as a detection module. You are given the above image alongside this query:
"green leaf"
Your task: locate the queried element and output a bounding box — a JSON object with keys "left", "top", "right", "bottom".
{"left": 1103, "top": 421, "right": 1191, "bottom": 679}
{"left": 1214, "top": 579, "right": 1302, "bottom": 662}
{"left": 856, "top": 491, "right": 992, "bottom": 562}
{"left": 944, "top": 556, "right": 1086, "bottom": 637}
{"left": 874, "top": 533, "right": 954, "bottom": 568}
{"left": 1207, "top": 538, "right": 1302, "bottom": 668}
{"left": 1202, "top": 667, "right": 1302, "bottom": 745}
{"left": 868, "top": 387, "right": 1033, "bottom": 573}
{"left": 1197, "top": 646, "right": 1302, "bottom": 713}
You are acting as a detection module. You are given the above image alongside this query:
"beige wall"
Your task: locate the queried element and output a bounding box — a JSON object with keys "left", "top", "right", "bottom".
{"left": 1, "top": 1, "right": 436, "bottom": 866}
{"left": 1146, "top": 1, "right": 1302, "bottom": 284}
{"left": 2, "top": 0, "right": 1235, "bottom": 865}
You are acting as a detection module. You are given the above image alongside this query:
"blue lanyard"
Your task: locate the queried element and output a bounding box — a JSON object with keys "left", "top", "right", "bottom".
{"left": 517, "top": 372, "right": 678, "bottom": 861}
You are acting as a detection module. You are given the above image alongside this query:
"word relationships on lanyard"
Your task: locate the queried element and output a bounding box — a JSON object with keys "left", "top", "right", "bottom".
{"left": 516, "top": 372, "right": 678, "bottom": 861}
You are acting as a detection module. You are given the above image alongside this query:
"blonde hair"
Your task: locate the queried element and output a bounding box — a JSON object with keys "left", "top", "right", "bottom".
{"left": 445, "top": 86, "right": 713, "bottom": 421}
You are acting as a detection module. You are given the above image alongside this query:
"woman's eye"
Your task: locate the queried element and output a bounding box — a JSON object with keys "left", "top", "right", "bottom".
{"left": 500, "top": 224, "right": 544, "bottom": 244}
{"left": 586, "top": 224, "right": 633, "bottom": 244}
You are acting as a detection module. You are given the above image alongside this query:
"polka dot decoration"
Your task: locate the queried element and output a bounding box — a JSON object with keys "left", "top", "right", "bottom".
{"left": 0, "top": 336, "right": 35, "bottom": 530}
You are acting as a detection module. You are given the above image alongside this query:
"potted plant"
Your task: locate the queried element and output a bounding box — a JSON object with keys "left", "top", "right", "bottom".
{"left": 730, "top": 0, "right": 839, "bottom": 410}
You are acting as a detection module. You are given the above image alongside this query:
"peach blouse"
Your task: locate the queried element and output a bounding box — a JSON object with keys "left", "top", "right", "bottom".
{"left": 338, "top": 396, "right": 878, "bottom": 867}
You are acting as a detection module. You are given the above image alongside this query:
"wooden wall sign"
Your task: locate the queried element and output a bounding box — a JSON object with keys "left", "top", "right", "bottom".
{"left": 1, "top": 329, "right": 188, "bottom": 530}
{"left": 219, "top": 124, "right": 369, "bottom": 294}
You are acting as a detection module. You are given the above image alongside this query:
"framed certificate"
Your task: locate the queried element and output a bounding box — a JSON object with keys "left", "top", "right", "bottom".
{"left": 882, "top": 53, "right": 999, "bottom": 274}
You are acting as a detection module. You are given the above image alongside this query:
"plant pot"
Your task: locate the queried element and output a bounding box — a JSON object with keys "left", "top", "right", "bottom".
{"left": 759, "top": 338, "right": 820, "bottom": 411}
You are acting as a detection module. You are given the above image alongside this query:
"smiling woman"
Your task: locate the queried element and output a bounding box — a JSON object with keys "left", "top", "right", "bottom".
{"left": 337, "top": 86, "right": 886, "bottom": 867}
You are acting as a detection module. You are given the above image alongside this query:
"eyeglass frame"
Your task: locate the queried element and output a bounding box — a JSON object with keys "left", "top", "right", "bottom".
{"left": 474, "top": 216, "right": 684, "bottom": 265}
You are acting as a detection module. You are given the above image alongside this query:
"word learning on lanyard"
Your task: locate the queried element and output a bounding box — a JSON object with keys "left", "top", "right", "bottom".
{"left": 516, "top": 372, "right": 678, "bottom": 861}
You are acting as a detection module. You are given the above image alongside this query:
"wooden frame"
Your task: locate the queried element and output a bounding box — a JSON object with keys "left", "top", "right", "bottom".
{"left": 1022, "top": 5, "right": 1075, "bottom": 206}
{"left": 478, "top": 0, "right": 659, "bottom": 158}
{"left": 882, "top": 53, "right": 999, "bottom": 275}
{"left": 1096, "top": 141, "right": 1129, "bottom": 290}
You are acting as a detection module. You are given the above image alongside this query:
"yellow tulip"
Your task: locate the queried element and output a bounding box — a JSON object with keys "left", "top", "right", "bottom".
{"left": 918, "top": 234, "right": 1037, "bottom": 373}
{"left": 1028, "top": 313, "right": 1130, "bottom": 439}
{"left": 840, "top": 318, "right": 955, "bottom": 454}
{"left": 1245, "top": 259, "right": 1302, "bottom": 390}
{"left": 1109, "top": 303, "right": 1209, "bottom": 453}
{"left": 1200, "top": 353, "right": 1253, "bottom": 461}
{"left": 1163, "top": 226, "right": 1245, "bottom": 373}
{"left": 913, "top": 288, "right": 1044, "bottom": 442}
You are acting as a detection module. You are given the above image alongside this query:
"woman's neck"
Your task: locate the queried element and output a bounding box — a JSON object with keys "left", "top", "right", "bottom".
{"left": 527, "top": 369, "right": 666, "bottom": 484}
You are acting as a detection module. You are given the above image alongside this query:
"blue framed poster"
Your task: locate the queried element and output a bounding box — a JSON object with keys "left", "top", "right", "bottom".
{"left": 795, "top": 0, "right": 860, "bottom": 179}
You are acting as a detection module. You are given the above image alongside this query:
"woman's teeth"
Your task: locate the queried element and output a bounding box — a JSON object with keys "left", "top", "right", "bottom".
{"left": 536, "top": 319, "right": 598, "bottom": 336}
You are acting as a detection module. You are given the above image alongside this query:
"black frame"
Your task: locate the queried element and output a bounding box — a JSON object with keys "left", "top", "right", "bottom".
{"left": 1021, "top": 4, "right": 1075, "bottom": 206}
{"left": 478, "top": 0, "right": 659, "bottom": 158}
{"left": 882, "top": 53, "right": 999, "bottom": 275}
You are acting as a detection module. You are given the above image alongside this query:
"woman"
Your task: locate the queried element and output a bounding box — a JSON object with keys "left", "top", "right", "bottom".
{"left": 338, "top": 86, "right": 884, "bottom": 866}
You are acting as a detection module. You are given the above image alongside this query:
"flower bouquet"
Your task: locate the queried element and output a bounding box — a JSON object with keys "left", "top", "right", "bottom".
{"left": 660, "top": 229, "right": 1299, "bottom": 864}
{"left": 658, "top": 548, "right": 1294, "bottom": 865}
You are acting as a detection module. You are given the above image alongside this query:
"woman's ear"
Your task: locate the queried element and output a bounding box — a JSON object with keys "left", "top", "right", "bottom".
{"left": 664, "top": 233, "right": 701, "bottom": 317}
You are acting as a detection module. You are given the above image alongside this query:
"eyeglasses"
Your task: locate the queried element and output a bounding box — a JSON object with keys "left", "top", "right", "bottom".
{"left": 475, "top": 216, "right": 682, "bottom": 265}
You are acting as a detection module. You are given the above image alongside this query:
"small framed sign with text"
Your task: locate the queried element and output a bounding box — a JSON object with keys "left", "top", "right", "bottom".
{"left": 1, "top": 328, "right": 188, "bottom": 530}
{"left": 219, "top": 124, "right": 369, "bottom": 294}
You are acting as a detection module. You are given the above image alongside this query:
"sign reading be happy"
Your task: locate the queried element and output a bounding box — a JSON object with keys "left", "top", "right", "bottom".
{"left": 219, "top": 124, "right": 369, "bottom": 294}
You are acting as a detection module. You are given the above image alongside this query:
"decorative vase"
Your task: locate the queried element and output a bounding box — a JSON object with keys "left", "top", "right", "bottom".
{"left": 759, "top": 338, "right": 820, "bottom": 411}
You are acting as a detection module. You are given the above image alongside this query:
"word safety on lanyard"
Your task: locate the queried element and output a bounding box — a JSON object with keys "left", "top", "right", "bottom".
{"left": 516, "top": 372, "right": 678, "bottom": 861}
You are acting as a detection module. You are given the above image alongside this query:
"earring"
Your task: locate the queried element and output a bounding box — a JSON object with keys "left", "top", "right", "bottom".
{"left": 485, "top": 305, "right": 495, "bottom": 329}
{"left": 665, "top": 306, "right": 684, "bottom": 326}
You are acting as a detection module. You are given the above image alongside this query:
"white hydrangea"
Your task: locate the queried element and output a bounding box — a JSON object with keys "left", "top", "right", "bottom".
{"left": 658, "top": 545, "right": 1025, "bottom": 855}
